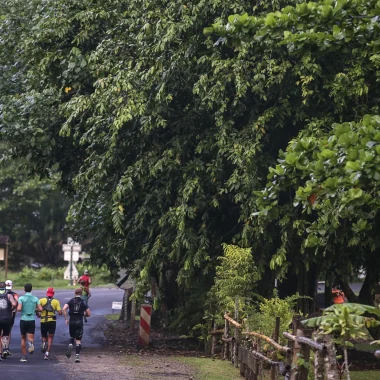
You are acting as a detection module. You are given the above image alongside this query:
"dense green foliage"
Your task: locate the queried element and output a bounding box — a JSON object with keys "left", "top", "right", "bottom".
{"left": 1, "top": 0, "right": 380, "bottom": 328}
{"left": 208, "top": 0, "right": 380, "bottom": 305}
{"left": 0, "top": 151, "right": 69, "bottom": 267}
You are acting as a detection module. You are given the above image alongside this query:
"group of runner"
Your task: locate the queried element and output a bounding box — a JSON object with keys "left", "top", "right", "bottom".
{"left": 0, "top": 269, "right": 92, "bottom": 363}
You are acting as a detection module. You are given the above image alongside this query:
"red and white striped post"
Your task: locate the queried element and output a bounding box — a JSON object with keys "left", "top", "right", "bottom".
{"left": 138, "top": 304, "right": 152, "bottom": 346}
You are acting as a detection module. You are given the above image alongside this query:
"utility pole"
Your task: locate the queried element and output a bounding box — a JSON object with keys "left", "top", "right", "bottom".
{"left": 70, "top": 243, "right": 73, "bottom": 286}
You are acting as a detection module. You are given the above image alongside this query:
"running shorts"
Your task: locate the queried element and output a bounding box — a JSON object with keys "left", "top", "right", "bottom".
{"left": 69, "top": 320, "right": 83, "bottom": 340}
{"left": 41, "top": 321, "right": 57, "bottom": 337}
{"left": 20, "top": 320, "right": 36, "bottom": 336}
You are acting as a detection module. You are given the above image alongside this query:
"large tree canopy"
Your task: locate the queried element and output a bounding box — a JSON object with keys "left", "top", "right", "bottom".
{"left": 1, "top": 0, "right": 380, "bottom": 322}
{"left": 208, "top": 0, "right": 380, "bottom": 303}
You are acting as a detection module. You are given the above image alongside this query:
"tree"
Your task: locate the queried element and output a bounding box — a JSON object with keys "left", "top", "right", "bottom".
{"left": 0, "top": 149, "right": 70, "bottom": 266}
{"left": 0, "top": 0, "right": 304, "bottom": 314}
{"left": 207, "top": 0, "right": 380, "bottom": 306}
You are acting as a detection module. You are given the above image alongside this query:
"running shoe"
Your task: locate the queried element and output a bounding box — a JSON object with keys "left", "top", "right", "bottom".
{"left": 28, "top": 341, "right": 35, "bottom": 354}
{"left": 44, "top": 354, "right": 50, "bottom": 360}
{"left": 20, "top": 356, "right": 27, "bottom": 362}
{"left": 2, "top": 350, "right": 10, "bottom": 359}
{"left": 75, "top": 354, "right": 80, "bottom": 363}
{"left": 66, "top": 343, "right": 73, "bottom": 358}
{"left": 41, "top": 341, "right": 47, "bottom": 353}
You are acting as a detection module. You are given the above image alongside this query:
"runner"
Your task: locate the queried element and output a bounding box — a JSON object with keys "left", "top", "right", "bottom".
{"left": 0, "top": 282, "right": 17, "bottom": 360}
{"left": 17, "top": 283, "right": 43, "bottom": 363}
{"left": 39, "top": 287, "right": 62, "bottom": 360}
{"left": 5, "top": 279, "right": 18, "bottom": 354}
{"left": 78, "top": 269, "right": 92, "bottom": 287}
{"left": 62, "top": 288, "right": 91, "bottom": 363}
{"left": 79, "top": 280, "right": 91, "bottom": 323}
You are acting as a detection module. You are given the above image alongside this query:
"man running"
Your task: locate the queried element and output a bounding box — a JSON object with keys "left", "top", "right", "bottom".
{"left": 5, "top": 279, "right": 18, "bottom": 354}
{"left": 17, "top": 283, "right": 42, "bottom": 362}
{"left": 62, "top": 288, "right": 91, "bottom": 363}
{"left": 39, "top": 287, "right": 62, "bottom": 360}
{"left": 78, "top": 269, "right": 92, "bottom": 287}
{"left": 0, "top": 282, "right": 17, "bottom": 360}
{"left": 79, "top": 280, "right": 91, "bottom": 323}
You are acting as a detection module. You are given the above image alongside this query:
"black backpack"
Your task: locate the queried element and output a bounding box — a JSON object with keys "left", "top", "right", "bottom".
{"left": 70, "top": 297, "right": 85, "bottom": 316}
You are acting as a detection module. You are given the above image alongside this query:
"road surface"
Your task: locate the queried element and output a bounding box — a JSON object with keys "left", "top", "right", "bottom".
{"left": 0, "top": 287, "right": 124, "bottom": 379}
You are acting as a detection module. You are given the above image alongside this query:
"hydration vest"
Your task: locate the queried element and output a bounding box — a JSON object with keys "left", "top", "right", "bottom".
{"left": 0, "top": 292, "right": 12, "bottom": 320}
{"left": 42, "top": 297, "right": 55, "bottom": 312}
{"left": 69, "top": 297, "right": 86, "bottom": 317}
{"left": 42, "top": 297, "right": 56, "bottom": 321}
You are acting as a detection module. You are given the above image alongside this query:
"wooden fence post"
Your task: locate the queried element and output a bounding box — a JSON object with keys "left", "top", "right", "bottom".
{"left": 252, "top": 342, "right": 259, "bottom": 380}
{"left": 270, "top": 316, "right": 280, "bottom": 380}
{"left": 224, "top": 313, "right": 230, "bottom": 360}
{"left": 130, "top": 299, "right": 137, "bottom": 330}
{"left": 290, "top": 317, "right": 312, "bottom": 380}
{"left": 234, "top": 297, "right": 239, "bottom": 368}
{"left": 314, "top": 333, "right": 325, "bottom": 380}
{"left": 211, "top": 320, "right": 217, "bottom": 356}
{"left": 324, "top": 335, "right": 339, "bottom": 380}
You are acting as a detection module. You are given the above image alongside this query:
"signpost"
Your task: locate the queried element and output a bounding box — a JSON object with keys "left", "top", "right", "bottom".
{"left": 63, "top": 239, "right": 81, "bottom": 285}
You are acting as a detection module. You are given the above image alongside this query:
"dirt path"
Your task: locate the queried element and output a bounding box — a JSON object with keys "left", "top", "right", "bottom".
{"left": 56, "top": 349, "right": 194, "bottom": 380}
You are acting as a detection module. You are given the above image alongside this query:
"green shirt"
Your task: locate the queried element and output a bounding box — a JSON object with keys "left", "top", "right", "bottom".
{"left": 19, "top": 293, "right": 40, "bottom": 321}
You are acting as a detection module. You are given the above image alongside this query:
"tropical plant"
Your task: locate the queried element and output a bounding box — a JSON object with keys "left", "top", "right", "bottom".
{"left": 302, "top": 303, "right": 380, "bottom": 380}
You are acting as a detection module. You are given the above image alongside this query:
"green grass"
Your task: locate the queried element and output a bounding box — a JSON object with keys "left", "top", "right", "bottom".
{"left": 0, "top": 268, "right": 113, "bottom": 289}
{"left": 105, "top": 313, "right": 121, "bottom": 321}
{"left": 351, "top": 371, "right": 380, "bottom": 380}
{"left": 176, "top": 357, "right": 250, "bottom": 380}
{"left": 176, "top": 357, "right": 379, "bottom": 380}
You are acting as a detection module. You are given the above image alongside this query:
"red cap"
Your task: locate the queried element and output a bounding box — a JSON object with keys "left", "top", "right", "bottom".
{"left": 46, "top": 287, "right": 55, "bottom": 297}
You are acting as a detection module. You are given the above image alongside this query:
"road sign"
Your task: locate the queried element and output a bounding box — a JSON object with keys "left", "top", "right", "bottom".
{"left": 112, "top": 302, "right": 122, "bottom": 311}
{"left": 64, "top": 251, "right": 79, "bottom": 262}
{"left": 62, "top": 243, "right": 82, "bottom": 252}
{"left": 0, "top": 248, "right": 4, "bottom": 261}
{"left": 64, "top": 263, "right": 78, "bottom": 280}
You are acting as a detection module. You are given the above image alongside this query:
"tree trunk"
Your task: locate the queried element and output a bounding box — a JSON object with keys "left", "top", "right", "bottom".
{"left": 343, "top": 346, "right": 351, "bottom": 380}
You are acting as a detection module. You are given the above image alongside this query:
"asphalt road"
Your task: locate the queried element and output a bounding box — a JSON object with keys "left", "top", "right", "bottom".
{"left": 0, "top": 287, "right": 124, "bottom": 379}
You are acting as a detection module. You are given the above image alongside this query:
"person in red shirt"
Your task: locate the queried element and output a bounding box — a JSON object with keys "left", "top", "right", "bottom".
{"left": 332, "top": 286, "right": 346, "bottom": 304}
{"left": 78, "top": 270, "right": 92, "bottom": 288}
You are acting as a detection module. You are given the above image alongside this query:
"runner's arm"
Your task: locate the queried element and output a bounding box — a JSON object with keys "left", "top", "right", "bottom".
{"left": 88, "top": 276, "right": 92, "bottom": 285}
{"left": 17, "top": 299, "right": 23, "bottom": 312}
{"left": 86, "top": 287, "right": 91, "bottom": 298}
{"left": 8, "top": 294, "right": 17, "bottom": 308}
{"left": 62, "top": 303, "right": 69, "bottom": 324}
{"left": 56, "top": 300, "right": 63, "bottom": 315}
{"left": 36, "top": 302, "right": 43, "bottom": 312}
{"left": 85, "top": 307, "right": 91, "bottom": 317}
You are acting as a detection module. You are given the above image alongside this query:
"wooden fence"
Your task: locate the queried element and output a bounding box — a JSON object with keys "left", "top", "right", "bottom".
{"left": 210, "top": 313, "right": 339, "bottom": 380}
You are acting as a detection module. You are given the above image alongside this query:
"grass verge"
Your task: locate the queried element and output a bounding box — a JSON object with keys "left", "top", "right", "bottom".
{"left": 176, "top": 357, "right": 247, "bottom": 380}
{"left": 176, "top": 357, "right": 379, "bottom": 380}
{"left": 351, "top": 371, "right": 380, "bottom": 380}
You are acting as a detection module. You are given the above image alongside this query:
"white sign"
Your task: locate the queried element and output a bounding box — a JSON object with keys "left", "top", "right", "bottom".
{"left": 0, "top": 248, "right": 4, "bottom": 261}
{"left": 112, "top": 302, "right": 122, "bottom": 310}
{"left": 64, "top": 263, "right": 79, "bottom": 280}
{"left": 64, "top": 251, "right": 79, "bottom": 262}
{"left": 62, "top": 243, "right": 82, "bottom": 252}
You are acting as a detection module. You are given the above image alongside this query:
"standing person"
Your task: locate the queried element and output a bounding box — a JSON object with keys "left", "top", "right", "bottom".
{"left": 79, "top": 280, "right": 91, "bottom": 323}
{"left": 78, "top": 269, "right": 92, "bottom": 287}
{"left": 5, "top": 279, "right": 18, "bottom": 354}
{"left": 39, "top": 287, "right": 62, "bottom": 360}
{"left": 0, "top": 282, "right": 17, "bottom": 360}
{"left": 17, "top": 283, "right": 42, "bottom": 363}
{"left": 62, "top": 288, "right": 91, "bottom": 363}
